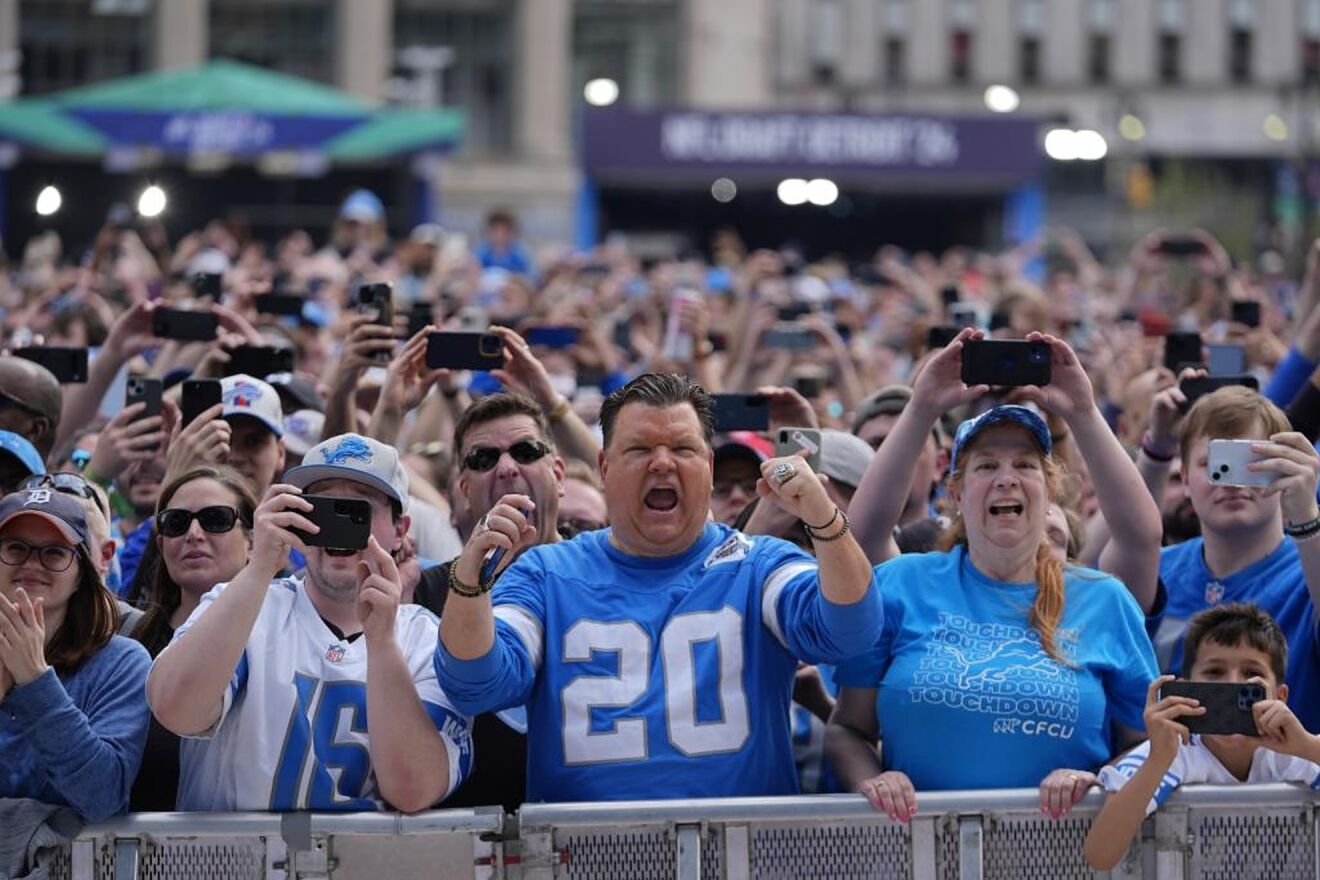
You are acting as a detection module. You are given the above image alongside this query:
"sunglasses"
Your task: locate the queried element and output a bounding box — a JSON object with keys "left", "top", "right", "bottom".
{"left": 157, "top": 505, "right": 246, "bottom": 538}
{"left": 20, "top": 473, "right": 109, "bottom": 520}
{"left": 0, "top": 537, "right": 76, "bottom": 572}
{"left": 461, "top": 439, "right": 550, "bottom": 473}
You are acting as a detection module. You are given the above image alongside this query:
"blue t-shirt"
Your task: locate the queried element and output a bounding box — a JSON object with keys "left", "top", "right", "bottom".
{"left": 835, "top": 547, "right": 1156, "bottom": 791}
{"left": 0, "top": 636, "right": 151, "bottom": 821}
{"left": 1153, "top": 537, "right": 1320, "bottom": 731}
{"left": 434, "top": 523, "right": 883, "bottom": 802}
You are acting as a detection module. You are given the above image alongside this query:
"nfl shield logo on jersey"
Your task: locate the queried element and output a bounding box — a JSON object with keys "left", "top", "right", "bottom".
{"left": 1204, "top": 581, "right": 1226, "bottom": 605}
{"left": 325, "top": 644, "right": 346, "bottom": 663}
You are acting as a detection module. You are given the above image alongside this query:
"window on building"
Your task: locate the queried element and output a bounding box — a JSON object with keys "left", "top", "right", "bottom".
{"left": 18, "top": 0, "right": 150, "bottom": 96}
{"left": 210, "top": 0, "right": 333, "bottom": 85}
{"left": 394, "top": 1, "right": 515, "bottom": 155}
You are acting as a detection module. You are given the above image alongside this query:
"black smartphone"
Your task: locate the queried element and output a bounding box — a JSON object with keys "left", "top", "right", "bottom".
{"left": 13, "top": 347, "right": 88, "bottom": 384}
{"left": 525, "top": 325, "right": 582, "bottom": 349}
{"left": 292, "top": 495, "right": 372, "bottom": 551}
{"left": 927, "top": 325, "right": 960, "bottom": 350}
{"left": 125, "top": 375, "right": 162, "bottom": 451}
{"left": 1156, "top": 236, "right": 1208, "bottom": 257}
{"left": 710, "top": 393, "right": 770, "bottom": 432}
{"left": 425, "top": 331, "right": 505, "bottom": 371}
{"left": 153, "top": 308, "right": 219, "bottom": 342}
{"left": 1160, "top": 680, "right": 1264, "bottom": 736}
{"left": 960, "top": 340, "right": 1051, "bottom": 387}
{"left": 1179, "top": 374, "right": 1259, "bottom": 411}
{"left": 1231, "top": 301, "right": 1261, "bottom": 328}
{"left": 407, "top": 303, "right": 434, "bottom": 340}
{"left": 224, "top": 345, "right": 294, "bottom": 378}
{"left": 191, "top": 272, "right": 223, "bottom": 299}
{"left": 255, "top": 293, "right": 307, "bottom": 317}
{"left": 1164, "top": 332, "right": 1204, "bottom": 372}
{"left": 181, "top": 379, "right": 222, "bottom": 427}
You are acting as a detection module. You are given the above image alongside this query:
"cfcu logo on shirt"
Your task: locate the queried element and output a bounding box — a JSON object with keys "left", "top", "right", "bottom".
{"left": 325, "top": 644, "right": 346, "bottom": 663}
{"left": 1204, "top": 581, "right": 1226, "bottom": 605}
{"left": 703, "top": 533, "right": 753, "bottom": 569}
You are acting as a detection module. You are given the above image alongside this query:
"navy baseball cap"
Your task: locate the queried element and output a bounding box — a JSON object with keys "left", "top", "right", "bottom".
{"left": 0, "top": 486, "right": 91, "bottom": 550}
{"left": 0, "top": 431, "right": 44, "bottom": 477}
{"left": 950, "top": 405, "right": 1051, "bottom": 473}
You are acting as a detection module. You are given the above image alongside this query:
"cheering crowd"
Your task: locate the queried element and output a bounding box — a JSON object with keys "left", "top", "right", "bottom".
{"left": 1, "top": 193, "right": 1320, "bottom": 872}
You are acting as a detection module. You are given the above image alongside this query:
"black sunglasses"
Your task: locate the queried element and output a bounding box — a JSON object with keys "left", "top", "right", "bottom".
{"left": 462, "top": 439, "right": 550, "bottom": 473}
{"left": 19, "top": 473, "right": 109, "bottom": 520}
{"left": 157, "top": 505, "right": 246, "bottom": 538}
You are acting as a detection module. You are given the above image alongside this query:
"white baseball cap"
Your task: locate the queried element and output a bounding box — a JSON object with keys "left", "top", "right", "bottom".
{"left": 284, "top": 433, "right": 409, "bottom": 513}
{"left": 221, "top": 374, "right": 284, "bottom": 437}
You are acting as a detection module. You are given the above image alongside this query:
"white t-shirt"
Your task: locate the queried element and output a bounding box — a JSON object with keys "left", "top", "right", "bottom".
{"left": 1099, "top": 735, "right": 1320, "bottom": 815}
{"left": 162, "top": 577, "right": 472, "bottom": 811}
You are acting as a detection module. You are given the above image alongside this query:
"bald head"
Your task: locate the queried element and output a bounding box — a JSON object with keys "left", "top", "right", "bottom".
{"left": 0, "top": 357, "right": 62, "bottom": 457}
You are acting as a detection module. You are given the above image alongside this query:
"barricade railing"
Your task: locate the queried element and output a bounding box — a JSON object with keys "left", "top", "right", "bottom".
{"left": 43, "top": 784, "right": 1319, "bottom": 879}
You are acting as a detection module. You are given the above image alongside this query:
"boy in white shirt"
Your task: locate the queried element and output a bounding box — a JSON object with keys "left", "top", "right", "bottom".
{"left": 1084, "top": 603, "right": 1320, "bottom": 870}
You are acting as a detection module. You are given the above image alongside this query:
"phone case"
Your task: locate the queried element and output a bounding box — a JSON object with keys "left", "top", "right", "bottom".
{"left": 710, "top": 394, "right": 770, "bottom": 432}
{"left": 153, "top": 309, "right": 218, "bottom": 342}
{"left": 1160, "top": 680, "right": 1264, "bottom": 736}
{"left": 425, "top": 332, "right": 505, "bottom": 371}
{"left": 181, "top": 379, "right": 222, "bottom": 427}
{"left": 292, "top": 495, "right": 372, "bottom": 550}
{"left": 1207, "top": 439, "right": 1273, "bottom": 488}
{"left": 960, "top": 340, "right": 1051, "bottom": 387}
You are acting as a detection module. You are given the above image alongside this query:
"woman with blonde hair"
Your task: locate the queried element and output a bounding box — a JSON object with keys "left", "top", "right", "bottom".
{"left": 827, "top": 329, "right": 1160, "bottom": 824}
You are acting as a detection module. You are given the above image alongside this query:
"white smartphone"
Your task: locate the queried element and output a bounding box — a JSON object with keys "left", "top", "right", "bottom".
{"left": 1207, "top": 439, "right": 1272, "bottom": 488}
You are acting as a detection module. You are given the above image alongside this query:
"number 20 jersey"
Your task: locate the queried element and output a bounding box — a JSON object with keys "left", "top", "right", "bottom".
{"left": 435, "top": 523, "right": 883, "bottom": 803}
{"left": 168, "top": 577, "right": 473, "bottom": 811}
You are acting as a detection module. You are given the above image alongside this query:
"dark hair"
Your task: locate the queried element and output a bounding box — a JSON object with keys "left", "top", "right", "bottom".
{"left": 598, "top": 373, "right": 714, "bottom": 451}
{"left": 132, "top": 466, "right": 256, "bottom": 657}
{"left": 1182, "top": 602, "right": 1288, "bottom": 683}
{"left": 452, "top": 393, "right": 553, "bottom": 462}
{"left": 45, "top": 545, "right": 118, "bottom": 674}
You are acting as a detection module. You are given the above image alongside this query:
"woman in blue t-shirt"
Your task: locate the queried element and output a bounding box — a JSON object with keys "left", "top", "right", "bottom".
{"left": 827, "top": 328, "right": 1160, "bottom": 823}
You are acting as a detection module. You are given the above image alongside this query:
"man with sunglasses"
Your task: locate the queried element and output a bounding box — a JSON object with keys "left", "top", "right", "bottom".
{"left": 147, "top": 432, "right": 473, "bottom": 812}
{"left": 411, "top": 393, "right": 567, "bottom": 811}
{"left": 0, "top": 356, "right": 62, "bottom": 460}
{"left": 436, "top": 373, "right": 882, "bottom": 803}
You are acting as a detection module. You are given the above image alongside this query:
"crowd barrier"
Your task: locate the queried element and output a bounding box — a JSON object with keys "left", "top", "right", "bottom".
{"left": 44, "top": 784, "right": 1318, "bottom": 879}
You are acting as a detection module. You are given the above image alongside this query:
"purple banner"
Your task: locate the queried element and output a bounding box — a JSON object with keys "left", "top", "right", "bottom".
{"left": 69, "top": 110, "right": 363, "bottom": 156}
{"left": 583, "top": 109, "right": 1042, "bottom": 181}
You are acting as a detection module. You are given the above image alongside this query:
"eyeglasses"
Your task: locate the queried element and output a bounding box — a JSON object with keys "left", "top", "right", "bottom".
{"left": 0, "top": 538, "right": 76, "bottom": 572}
{"left": 157, "top": 506, "right": 245, "bottom": 538}
{"left": 20, "top": 473, "right": 109, "bottom": 521}
{"left": 461, "top": 439, "right": 550, "bottom": 473}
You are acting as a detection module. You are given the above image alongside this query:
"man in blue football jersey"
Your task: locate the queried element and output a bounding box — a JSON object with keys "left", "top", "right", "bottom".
{"left": 435, "top": 373, "right": 882, "bottom": 801}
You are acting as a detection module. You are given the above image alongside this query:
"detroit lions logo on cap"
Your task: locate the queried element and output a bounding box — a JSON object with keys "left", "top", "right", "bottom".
{"left": 322, "top": 436, "right": 374, "bottom": 465}
{"left": 223, "top": 380, "right": 264, "bottom": 409}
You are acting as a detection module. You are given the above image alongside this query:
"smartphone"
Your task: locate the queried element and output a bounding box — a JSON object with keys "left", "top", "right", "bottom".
{"left": 224, "top": 345, "right": 294, "bottom": 378}
{"left": 358, "top": 283, "right": 394, "bottom": 363}
{"left": 1231, "top": 301, "right": 1261, "bottom": 328}
{"left": 710, "top": 393, "right": 770, "bottom": 432}
{"left": 1160, "top": 680, "right": 1264, "bottom": 736}
{"left": 125, "top": 375, "right": 163, "bottom": 451}
{"left": 776, "top": 427, "right": 823, "bottom": 471}
{"left": 764, "top": 324, "right": 816, "bottom": 351}
{"left": 1156, "top": 236, "right": 1208, "bottom": 257}
{"left": 1207, "top": 438, "right": 1273, "bottom": 488}
{"left": 960, "top": 340, "right": 1051, "bottom": 387}
{"left": 255, "top": 293, "right": 307, "bottom": 317}
{"left": 1180, "top": 375, "right": 1259, "bottom": 411}
{"left": 1206, "top": 343, "right": 1247, "bottom": 376}
{"left": 525, "top": 325, "right": 582, "bottom": 349}
{"left": 153, "top": 308, "right": 219, "bottom": 342}
{"left": 927, "top": 325, "right": 960, "bottom": 350}
{"left": 181, "top": 379, "right": 222, "bottom": 428}
{"left": 191, "top": 272, "right": 223, "bottom": 299}
{"left": 1164, "top": 332, "right": 1204, "bottom": 372}
{"left": 425, "top": 331, "right": 504, "bottom": 371}
{"left": 13, "top": 347, "right": 88, "bottom": 384}
{"left": 292, "top": 495, "right": 372, "bottom": 551}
